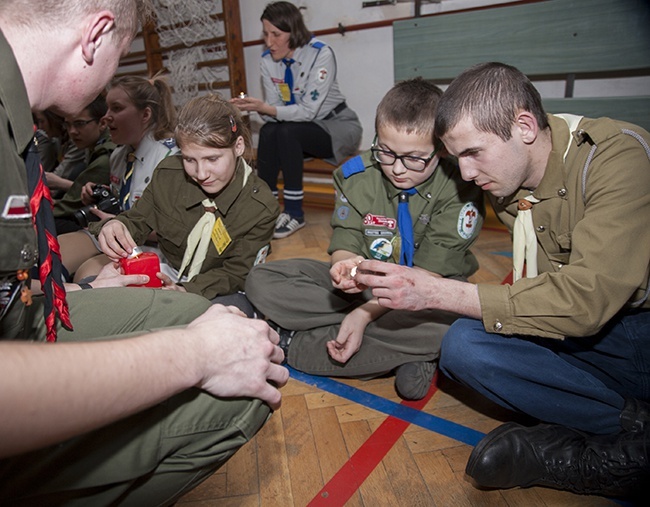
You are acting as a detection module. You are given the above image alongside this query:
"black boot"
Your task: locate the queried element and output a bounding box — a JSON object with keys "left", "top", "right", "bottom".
{"left": 465, "top": 420, "right": 650, "bottom": 499}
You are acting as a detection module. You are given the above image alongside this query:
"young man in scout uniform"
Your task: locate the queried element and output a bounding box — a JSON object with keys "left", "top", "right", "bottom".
{"left": 356, "top": 62, "right": 650, "bottom": 500}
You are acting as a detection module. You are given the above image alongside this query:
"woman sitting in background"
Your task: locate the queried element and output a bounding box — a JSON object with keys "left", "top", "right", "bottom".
{"left": 232, "top": 1, "right": 362, "bottom": 239}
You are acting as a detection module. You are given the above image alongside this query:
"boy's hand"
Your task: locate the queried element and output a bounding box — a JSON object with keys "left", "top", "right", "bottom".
{"left": 330, "top": 255, "right": 366, "bottom": 293}
{"left": 326, "top": 310, "right": 368, "bottom": 363}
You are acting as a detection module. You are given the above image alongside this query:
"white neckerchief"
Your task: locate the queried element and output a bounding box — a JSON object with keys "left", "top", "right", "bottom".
{"left": 177, "top": 160, "right": 252, "bottom": 282}
{"left": 512, "top": 113, "right": 583, "bottom": 283}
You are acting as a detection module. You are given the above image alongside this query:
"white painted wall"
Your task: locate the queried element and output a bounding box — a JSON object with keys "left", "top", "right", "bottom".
{"left": 239, "top": 0, "right": 518, "bottom": 150}
{"left": 125, "top": 1, "right": 647, "bottom": 150}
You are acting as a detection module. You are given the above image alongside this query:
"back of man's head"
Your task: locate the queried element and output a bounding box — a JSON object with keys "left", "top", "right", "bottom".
{"left": 375, "top": 77, "right": 443, "bottom": 144}
{"left": 434, "top": 62, "right": 549, "bottom": 142}
{"left": 0, "top": 0, "right": 153, "bottom": 41}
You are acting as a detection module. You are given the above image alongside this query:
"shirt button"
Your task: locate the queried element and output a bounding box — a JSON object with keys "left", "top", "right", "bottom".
{"left": 536, "top": 225, "right": 546, "bottom": 232}
{"left": 497, "top": 197, "right": 505, "bottom": 204}
{"left": 252, "top": 187, "right": 259, "bottom": 193}
{"left": 493, "top": 320, "right": 503, "bottom": 332}
{"left": 558, "top": 188, "right": 567, "bottom": 197}
{"left": 21, "top": 246, "right": 34, "bottom": 263}
{"left": 557, "top": 263, "right": 563, "bottom": 269}
{"left": 425, "top": 193, "right": 432, "bottom": 199}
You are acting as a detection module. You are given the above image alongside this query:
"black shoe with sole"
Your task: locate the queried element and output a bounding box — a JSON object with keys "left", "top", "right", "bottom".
{"left": 466, "top": 421, "right": 650, "bottom": 499}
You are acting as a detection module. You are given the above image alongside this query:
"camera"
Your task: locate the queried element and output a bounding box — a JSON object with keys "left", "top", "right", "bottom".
{"left": 73, "top": 185, "right": 121, "bottom": 228}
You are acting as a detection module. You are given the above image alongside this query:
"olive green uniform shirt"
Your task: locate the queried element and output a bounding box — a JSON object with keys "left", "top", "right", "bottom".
{"left": 479, "top": 114, "right": 650, "bottom": 339}
{"left": 329, "top": 151, "right": 483, "bottom": 278}
{"left": 53, "top": 131, "right": 115, "bottom": 218}
{"left": 108, "top": 155, "right": 280, "bottom": 299}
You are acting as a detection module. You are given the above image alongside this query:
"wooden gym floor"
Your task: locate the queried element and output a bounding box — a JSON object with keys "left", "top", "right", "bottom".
{"left": 178, "top": 206, "right": 617, "bottom": 507}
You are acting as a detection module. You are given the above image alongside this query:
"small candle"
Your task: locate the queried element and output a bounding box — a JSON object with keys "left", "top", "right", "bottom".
{"left": 239, "top": 92, "right": 247, "bottom": 99}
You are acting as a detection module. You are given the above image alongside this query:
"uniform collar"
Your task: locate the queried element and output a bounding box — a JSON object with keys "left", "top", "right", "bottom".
{"left": 501, "top": 115, "right": 569, "bottom": 206}
{"left": 381, "top": 159, "right": 445, "bottom": 202}
{"left": 0, "top": 28, "right": 34, "bottom": 156}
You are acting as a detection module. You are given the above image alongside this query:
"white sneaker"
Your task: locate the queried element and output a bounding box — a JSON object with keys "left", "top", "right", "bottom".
{"left": 274, "top": 214, "right": 305, "bottom": 239}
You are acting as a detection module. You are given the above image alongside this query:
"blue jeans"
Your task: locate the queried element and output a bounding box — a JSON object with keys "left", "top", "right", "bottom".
{"left": 440, "top": 310, "right": 650, "bottom": 434}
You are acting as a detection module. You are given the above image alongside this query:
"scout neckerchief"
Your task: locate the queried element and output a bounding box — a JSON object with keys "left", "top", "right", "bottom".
{"left": 28, "top": 129, "right": 73, "bottom": 341}
{"left": 282, "top": 58, "right": 296, "bottom": 105}
{"left": 119, "top": 150, "right": 137, "bottom": 210}
{"left": 178, "top": 160, "right": 253, "bottom": 282}
{"left": 398, "top": 188, "right": 417, "bottom": 267}
{"left": 512, "top": 113, "right": 583, "bottom": 283}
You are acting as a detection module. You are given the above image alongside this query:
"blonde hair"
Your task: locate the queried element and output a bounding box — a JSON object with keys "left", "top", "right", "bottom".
{"left": 108, "top": 74, "right": 176, "bottom": 140}
{"left": 175, "top": 94, "right": 251, "bottom": 154}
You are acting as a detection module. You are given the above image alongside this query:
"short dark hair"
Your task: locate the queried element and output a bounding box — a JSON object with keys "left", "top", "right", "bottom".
{"left": 261, "top": 1, "right": 312, "bottom": 49}
{"left": 85, "top": 94, "right": 108, "bottom": 121}
{"left": 435, "top": 62, "right": 549, "bottom": 142}
{"left": 375, "top": 77, "right": 443, "bottom": 144}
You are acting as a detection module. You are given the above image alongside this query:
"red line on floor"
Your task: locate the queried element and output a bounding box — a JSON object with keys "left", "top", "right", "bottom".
{"left": 307, "top": 373, "right": 438, "bottom": 506}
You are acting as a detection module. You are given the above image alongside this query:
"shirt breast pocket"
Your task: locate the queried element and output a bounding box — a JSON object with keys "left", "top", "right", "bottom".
{"left": 153, "top": 209, "right": 188, "bottom": 256}
{"left": 546, "top": 231, "right": 571, "bottom": 269}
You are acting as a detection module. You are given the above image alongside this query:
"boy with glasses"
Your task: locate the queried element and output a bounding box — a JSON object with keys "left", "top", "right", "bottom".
{"left": 246, "top": 78, "right": 483, "bottom": 399}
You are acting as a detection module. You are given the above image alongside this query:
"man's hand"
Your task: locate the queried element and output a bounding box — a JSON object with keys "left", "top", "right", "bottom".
{"left": 354, "top": 260, "right": 436, "bottom": 311}
{"left": 98, "top": 219, "right": 137, "bottom": 261}
{"left": 189, "top": 306, "right": 289, "bottom": 410}
{"left": 355, "top": 260, "right": 482, "bottom": 318}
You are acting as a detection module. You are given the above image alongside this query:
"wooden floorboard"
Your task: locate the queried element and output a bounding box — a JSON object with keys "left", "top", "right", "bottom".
{"left": 178, "top": 206, "right": 617, "bottom": 507}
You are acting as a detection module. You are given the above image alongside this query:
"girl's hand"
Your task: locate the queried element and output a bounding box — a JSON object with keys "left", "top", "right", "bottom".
{"left": 158, "top": 272, "right": 187, "bottom": 292}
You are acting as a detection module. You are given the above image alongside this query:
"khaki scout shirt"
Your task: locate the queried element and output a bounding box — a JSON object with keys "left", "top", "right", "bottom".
{"left": 329, "top": 151, "right": 483, "bottom": 278}
{"left": 112, "top": 156, "right": 280, "bottom": 299}
{"left": 479, "top": 114, "right": 650, "bottom": 339}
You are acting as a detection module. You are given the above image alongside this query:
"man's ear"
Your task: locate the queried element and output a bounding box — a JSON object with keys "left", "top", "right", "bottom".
{"left": 81, "top": 11, "right": 116, "bottom": 65}
{"left": 515, "top": 111, "right": 539, "bottom": 145}
{"left": 234, "top": 135, "right": 246, "bottom": 157}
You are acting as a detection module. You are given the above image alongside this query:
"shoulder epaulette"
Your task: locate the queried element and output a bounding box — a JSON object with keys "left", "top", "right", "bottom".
{"left": 310, "top": 40, "right": 325, "bottom": 50}
{"left": 161, "top": 137, "right": 176, "bottom": 149}
{"left": 156, "top": 153, "right": 183, "bottom": 170}
{"left": 341, "top": 155, "right": 365, "bottom": 178}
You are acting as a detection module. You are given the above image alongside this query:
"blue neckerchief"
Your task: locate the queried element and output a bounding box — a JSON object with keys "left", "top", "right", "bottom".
{"left": 283, "top": 58, "right": 295, "bottom": 105}
{"left": 398, "top": 188, "right": 417, "bottom": 267}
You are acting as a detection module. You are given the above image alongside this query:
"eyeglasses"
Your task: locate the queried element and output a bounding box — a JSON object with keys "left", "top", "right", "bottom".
{"left": 63, "top": 119, "right": 98, "bottom": 130}
{"left": 370, "top": 135, "right": 439, "bottom": 172}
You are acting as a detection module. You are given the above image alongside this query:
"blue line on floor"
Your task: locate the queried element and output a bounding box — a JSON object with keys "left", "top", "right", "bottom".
{"left": 289, "top": 367, "right": 485, "bottom": 446}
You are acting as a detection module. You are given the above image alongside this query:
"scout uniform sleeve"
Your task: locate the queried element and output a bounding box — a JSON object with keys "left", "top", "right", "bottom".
{"left": 275, "top": 44, "right": 337, "bottom": 123}
{"left": 413, "top": 162, "right": 484, "bottom": 278}
{"left": 478, "top": 128, "right": 650, "bottom": 339}
{"left": 328, "top": 160, "right": 369, "bottom": 257}
{"left": 260, "top": 54, "right": 284, "bottom": 120}
{"left": 181, "top": 182, "right": 280, "bottom": 299}
{"left": 54, "top": 143, "right": 114, "bottom": 217}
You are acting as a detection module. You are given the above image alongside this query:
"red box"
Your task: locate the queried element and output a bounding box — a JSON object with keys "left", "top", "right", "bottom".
{"left": 119, "top": 252, "right": 163, "bottom": 288}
